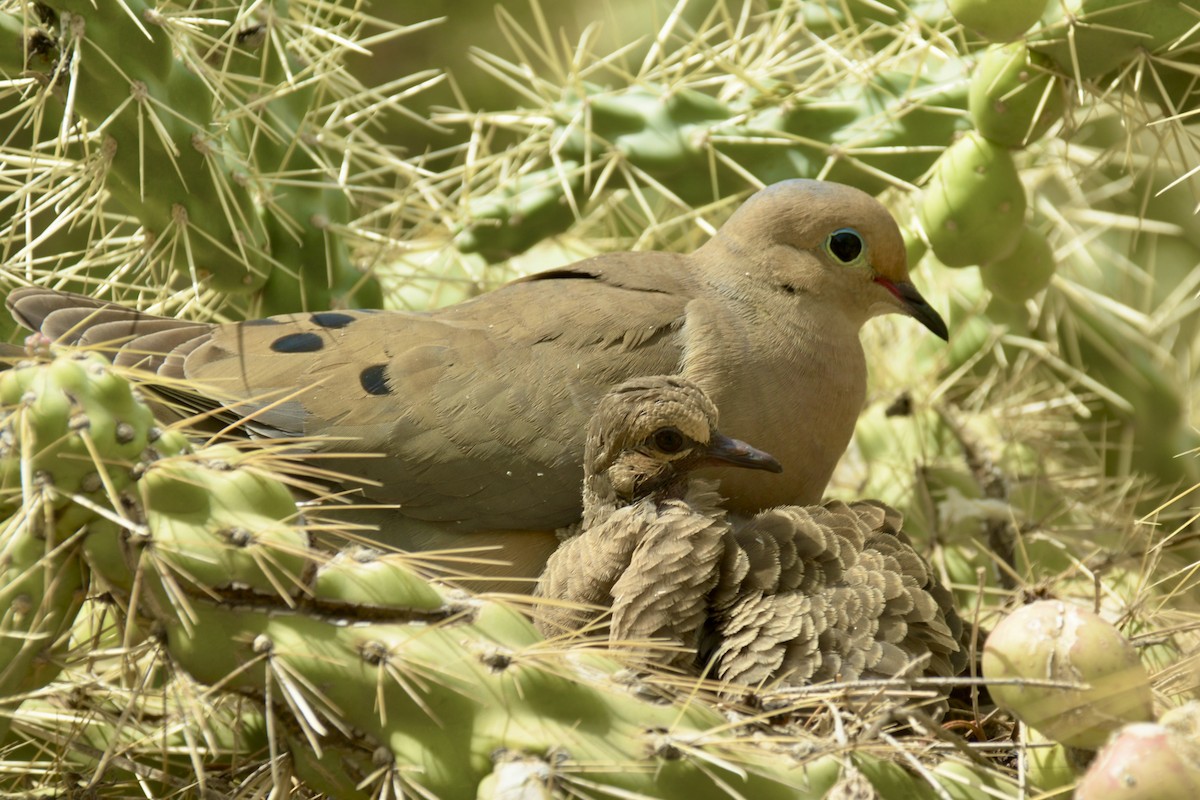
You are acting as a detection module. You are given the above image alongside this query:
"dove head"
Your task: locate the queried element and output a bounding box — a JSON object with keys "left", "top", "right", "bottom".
{"left": 582, "top": 376, "right": 781, "bottom": 518}
{"left": 697, "top": 179, "right": 947, "bottom": 340}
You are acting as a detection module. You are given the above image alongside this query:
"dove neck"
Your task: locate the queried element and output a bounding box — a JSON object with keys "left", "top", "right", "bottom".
{"left": 581, "top": 467, "right": 726, "bottom": 529}
{"left": 582, "top": 469, "right": 676, "bottom": 528}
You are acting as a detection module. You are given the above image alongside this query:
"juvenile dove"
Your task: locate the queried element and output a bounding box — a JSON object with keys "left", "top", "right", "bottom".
{"left": 707, "top": 499, "right": 968, "bottom": 686}
{"left": 536, "top": 376, "right": 967, "bottom": 684}
{"left": 534, "top": 375, "right": 781, "bottom": 663}
{"left": 5, "top": 179, "right": 947, "bottom": 583}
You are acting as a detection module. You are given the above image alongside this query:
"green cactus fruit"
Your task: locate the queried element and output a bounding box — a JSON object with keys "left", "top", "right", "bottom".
{"left": 980, "top": 226, "right": 1056, "bottom": 303}
{"left": 948, "top": 0, "right": 1049, "bottom": 42}
{"left": 969, "top": 43, "right": 1065, "bottom": 147}
{"left": 983, "top": 600, "right": 1154, "bottom": 748}
{"left": 919, "top": 131, "right": 1027, "bottom": 267}
{"left": 1029, "top": 0, "right": 1153, "bottom": 79}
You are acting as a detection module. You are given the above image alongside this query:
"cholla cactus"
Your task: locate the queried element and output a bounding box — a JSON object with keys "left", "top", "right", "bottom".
{"left": 0, "top": 0, "right": 443, "bottom": 314}
{"left": 0, "top": 355, "right": 1027, "bottom": 798}
{"left": 2, "top": 1, "right": 1199, "bottom": 797}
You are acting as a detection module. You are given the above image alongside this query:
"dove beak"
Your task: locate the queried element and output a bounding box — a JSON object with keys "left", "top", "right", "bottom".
{"left": 874, "top": 277, "right": 949, "bottom": 341}
{"left": 704, "top": 432, "right": 784, "bottom": 473}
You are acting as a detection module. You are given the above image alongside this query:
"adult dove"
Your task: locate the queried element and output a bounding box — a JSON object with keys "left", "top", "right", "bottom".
{"left": 5, "top": 179, "right": 947, "bottom": 584}
{"left": 535, "top": 375, "right": 967, "bottom": 685}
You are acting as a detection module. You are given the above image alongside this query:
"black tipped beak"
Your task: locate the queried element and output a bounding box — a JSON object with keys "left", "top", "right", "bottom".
{"left": 704, "top": 432, "right": 783, "bottom": 474}
{"left": 879, "top": 279, "right": 949, "bottom": 341}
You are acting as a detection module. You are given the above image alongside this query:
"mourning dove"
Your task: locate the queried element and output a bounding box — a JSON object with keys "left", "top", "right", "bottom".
{"left": 5, "top": 179, "right": 947, "bottom": 585}
{"left": 706, "top": 500, "right": 968, "bottom": 686}
{"left": 534, "top": 376, "right": 781, "bottom": 663}
{"left": 536, "top": 376, "right": 967, "bottom": 684}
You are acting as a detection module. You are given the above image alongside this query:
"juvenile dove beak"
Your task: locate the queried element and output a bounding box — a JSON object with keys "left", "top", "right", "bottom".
{"left": 875, "top": 277, "right": 949, "bottom": 341}
{"left": 704, "top": 433, "right": 783, "bottom": 473}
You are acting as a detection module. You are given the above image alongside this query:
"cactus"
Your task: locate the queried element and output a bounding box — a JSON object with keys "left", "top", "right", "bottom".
{"left": 968, "top": 43, "right": 1065, "bottom": 148}
{"left": 0, "top": 351, "right": 187, "bottom": 741}
{"left": 0, "top": 1, "right": 438, "bottom": 312}
{"left": 917, "top": 131, "right": 1027, "bottom": 268}
{"left": 979, "top": 226, "right": 1056, "bottom": 305}
{"left": 2, "top": 0, "right": 1199, "bottom": 797}
{"left": 948, "top": 0, "right": 1047, "bottom": 43}
{"left": 0, "top": 355, "right": 1035, "bottom": 798}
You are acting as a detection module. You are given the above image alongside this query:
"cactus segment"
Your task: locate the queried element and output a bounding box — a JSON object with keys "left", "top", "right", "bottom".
{"left": 310, "top": 548, "right": 447, "bottom": 612}
{"left": 36, "top": 1, "right": 272, "bottom": 293}
{"left": 918, "top": 131, "right": 1027, "bottom": 267}
{"left": 949, "top": 0, "right": 1050, "bottom": 43}
{"left": 0, "top": 512, "right": 88, "bottom": 739}
{"left": 980, "top": 226, "right": 1056, "bottom": 303}
{"left": 0, "top": 354, "right": 176, "bottom": 522}
{"left": 1029, "top": 0, "right": 1156, "bottom": 79}
{"left": 454, "top": 165, "right": 585, "bottom": 262}
{"left": 969, "top": 43, "right": 1066, "bottom": 147}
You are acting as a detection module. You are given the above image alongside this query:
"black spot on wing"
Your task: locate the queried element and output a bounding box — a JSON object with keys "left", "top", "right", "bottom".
{"left": 360, "top": 364, "right": 391, "bottom": 396}
{"left": 310, "top": 312, "right": 355, "bottom": 329}
{"left": 271, "top": 332, "right": 324, "bottom": 353}
{"left": 521, "top": 268, "right": 601, "bottom": 282}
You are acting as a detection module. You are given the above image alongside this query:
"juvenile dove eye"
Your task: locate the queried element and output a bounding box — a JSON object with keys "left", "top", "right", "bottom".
{"left": 652, "top": 427, "right": 686, "bottom": 453}
{"left": 826, "top": 228, "right": 865, "bottom": 264}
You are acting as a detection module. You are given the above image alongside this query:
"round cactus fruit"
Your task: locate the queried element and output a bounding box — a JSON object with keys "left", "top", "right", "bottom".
{"left": 980, "top": 226, "right": 1056, "bottom": 303}
{"left": 1076, "top": 705, "right": 1200, "bottom": 800}
{"left": 918, "top": 131, "right": 1027, "bottom": 267}
{"left": 982, "top": 600, "right": 1154, "bottom": 749}
{"left": 969, "top": 43, "right": 1065, "bottom": 147}
{"left": 948, "top": 0, "right": 1049, "bottom": 42}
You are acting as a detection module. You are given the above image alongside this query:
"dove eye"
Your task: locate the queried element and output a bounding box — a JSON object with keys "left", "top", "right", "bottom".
{"left": 826, "top": 228, "right": 865, "bottom": 264}
{"left": 651, "top": 427, "right": 686, "bottom": 454}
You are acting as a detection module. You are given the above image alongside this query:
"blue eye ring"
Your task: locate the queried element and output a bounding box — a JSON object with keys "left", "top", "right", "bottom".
{"left": 826, "top": 228, "right": 865, "bottom": 264}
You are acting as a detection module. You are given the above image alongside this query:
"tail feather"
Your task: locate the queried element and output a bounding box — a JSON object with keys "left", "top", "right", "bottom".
{"left": 6, "top": 288, "right": 214, "bottom": 379}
